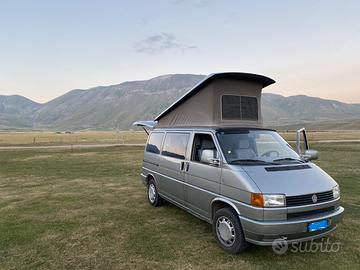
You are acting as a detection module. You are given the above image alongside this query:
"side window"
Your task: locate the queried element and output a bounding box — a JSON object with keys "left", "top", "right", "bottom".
{"left": 221, "top": 95, "right": 258, "bottom": 120}
{"left": 162, "top": 133, "right": 189, "bottom": 160}
{"left": 146, "top": 132, "right": 164, "bottom": 154}
{"left": 191, "top": 134, "right": 218, "bottom": 164}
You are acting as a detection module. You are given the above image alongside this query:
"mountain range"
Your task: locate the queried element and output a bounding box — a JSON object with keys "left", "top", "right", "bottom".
{"left": 1, "top": 74, "right": 360, "bottom": 131}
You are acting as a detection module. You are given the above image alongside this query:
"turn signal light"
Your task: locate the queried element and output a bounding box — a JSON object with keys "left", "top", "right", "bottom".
{"left": 251, "top": 193, "right": 264, "bottom": 207}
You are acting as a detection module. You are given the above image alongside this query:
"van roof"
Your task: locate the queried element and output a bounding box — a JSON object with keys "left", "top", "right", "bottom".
{"left": 154, "top": 72, "right": 275, "bottom": 122}
{"left": 153, "top": 126, "right": 276, "bottom": 132}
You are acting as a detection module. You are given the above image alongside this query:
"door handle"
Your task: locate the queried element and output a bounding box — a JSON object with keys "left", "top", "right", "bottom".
{"left": 185, "top": 162, "right": 190, "bottom": 172}
{"left": 180, "top": 161, "right": 185, "bottom": 171}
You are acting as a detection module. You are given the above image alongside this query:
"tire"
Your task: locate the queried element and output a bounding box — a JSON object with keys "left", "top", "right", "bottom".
{"left": 147, "top": 179, "right": 163, "bottom": 207}
{"left": 212, "top": 207, "right": 248, "bottom": 253}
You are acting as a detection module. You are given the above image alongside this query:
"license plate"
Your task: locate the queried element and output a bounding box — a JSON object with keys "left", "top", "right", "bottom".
{"left": 308, "top": 220, "right": 329, "bottom": 232}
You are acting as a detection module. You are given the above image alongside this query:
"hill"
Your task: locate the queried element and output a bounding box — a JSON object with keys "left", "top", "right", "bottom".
{"left": 0, "top": 74, "right": 359, "bottom": 130}
{"left": 0, "top": 95, "right": 41, "bottom": 130}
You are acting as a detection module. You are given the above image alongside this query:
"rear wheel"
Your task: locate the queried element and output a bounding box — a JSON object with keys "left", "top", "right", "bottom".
{"left": 147, "top": 179, "right": 163, "bottom": 207}
{"left": 212, "top": 207, "right": 248, "bottom": 253}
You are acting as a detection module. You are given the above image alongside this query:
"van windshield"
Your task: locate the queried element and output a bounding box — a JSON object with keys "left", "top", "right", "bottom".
{"left": 216, "top": 129, "right": 302, "bottom": 165}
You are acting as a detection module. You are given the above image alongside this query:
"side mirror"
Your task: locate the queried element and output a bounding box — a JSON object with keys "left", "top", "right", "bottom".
{"left": 303, "top": 149, "right": 318, "bottom": 161}
{"left": 296, "top": 128, "right": 318, "bottom": 161}
{"left": 200, "top": 149, "right": 220, "bottom": 166}
{"left": 209, "top": 158, "right": 220, "bottom": 166}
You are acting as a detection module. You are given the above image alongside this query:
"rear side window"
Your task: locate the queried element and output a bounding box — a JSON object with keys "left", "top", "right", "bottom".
{"left": 162, "top": 133, "right": 189, "bottom": 160}
{"left": 222, "top": 95, "right": 258, "bottom": 120}
{"left": 146, "top": 132, "right": 164, "bottom": 154}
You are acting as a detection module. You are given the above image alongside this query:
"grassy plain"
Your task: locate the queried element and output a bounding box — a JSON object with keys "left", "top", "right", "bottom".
{"left": 0, "top": 130, "right": 359, "bottom": 146}
{"left": 0, "top": 142, "right": 359, "bottom": 269}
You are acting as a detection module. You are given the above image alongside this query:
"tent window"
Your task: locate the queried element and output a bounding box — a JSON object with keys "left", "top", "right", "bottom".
{"left": 222, "top": 95, "right": 258, "bottom": 120}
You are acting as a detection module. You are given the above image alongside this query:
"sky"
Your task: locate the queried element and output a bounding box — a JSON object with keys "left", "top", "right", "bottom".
{"left": 0, "top": 0, "right": 359, "bottom": 103}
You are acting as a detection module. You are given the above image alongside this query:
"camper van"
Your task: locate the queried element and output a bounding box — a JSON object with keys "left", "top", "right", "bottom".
{"left": 134, "top": 73, "right": 344, "bottom": 253}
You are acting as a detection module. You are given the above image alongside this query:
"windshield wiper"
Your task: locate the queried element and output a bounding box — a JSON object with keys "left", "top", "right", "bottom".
{"left": 272, "top": 158, "right": 305, "bottom": 163}
{"left": 229, "top": 159, "right": 276, "bottom": 165}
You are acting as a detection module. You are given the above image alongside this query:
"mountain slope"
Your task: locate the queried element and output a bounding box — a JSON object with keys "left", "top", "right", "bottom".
{"left": 261, "top": 93, "right": 360, "bottom": 125}
{"left": 0, "top": 74, "right": 359, "bottom": 130}
{"left": 31, "top": 74, "right": 205, "bottom": 130}
{"left": 0, "top": 95, "right": 41, "bottom": 129}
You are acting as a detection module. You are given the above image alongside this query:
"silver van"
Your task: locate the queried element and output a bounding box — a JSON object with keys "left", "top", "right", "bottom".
{"left": 135, "top": 73, "right": 344, "bottom": 253}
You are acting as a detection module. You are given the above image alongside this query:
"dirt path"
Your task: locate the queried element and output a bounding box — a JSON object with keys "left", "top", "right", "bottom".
{"left": 0, "top": 139, "right": 359, "bottom": 150}
{"left": 0, "top": 143, "right": 145, "bottom": 150}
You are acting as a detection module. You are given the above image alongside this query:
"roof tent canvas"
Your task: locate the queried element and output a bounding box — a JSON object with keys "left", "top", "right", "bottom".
{"left": 154, "top": 72, "right": 275, "bottom": 128}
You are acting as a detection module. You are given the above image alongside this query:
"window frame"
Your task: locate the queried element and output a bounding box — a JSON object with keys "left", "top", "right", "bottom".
{"left": 190, "top": 132, "right": 220, "bottom": 165}
{"left": 145, "top": 132, "right": 165, "bottom": 155}
{"left": 220, "top": 94, "right": 259, "bottom": 121}
{"left": 161, "top": 132, "right": 190, "bottom": 160}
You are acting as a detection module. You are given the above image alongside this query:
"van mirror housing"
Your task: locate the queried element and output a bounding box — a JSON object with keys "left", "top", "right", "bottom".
{"left": 296, "top": 128, "right": 318, "bottom": 160}
{"left": 209, "top": 158, "right": 220, "bottom": 166}
{"left": 200, "top": 149, "right": 220, "bottom": 165}
{"left": 303, "top": 149, "right": 318, "bottom": 161}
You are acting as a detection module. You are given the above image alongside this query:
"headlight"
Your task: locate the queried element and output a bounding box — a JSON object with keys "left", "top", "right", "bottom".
{"left": 251, "top": 193, "right": 285, "bottom": 208}
{"left": 333, "top": 185, "right": 340, "bottom": 199}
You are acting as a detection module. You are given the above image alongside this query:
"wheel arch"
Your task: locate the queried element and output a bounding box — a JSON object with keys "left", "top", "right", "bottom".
{"left": 210, "top": 198, "right": 241, "bottom": 221}
{"left": 145, "top": 173, "right": 156, "bottom": 186}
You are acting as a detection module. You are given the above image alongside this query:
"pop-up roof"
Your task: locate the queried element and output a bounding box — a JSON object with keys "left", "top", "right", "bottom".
{"left": 153, "top": 72, "right": 275, "bottom": 128}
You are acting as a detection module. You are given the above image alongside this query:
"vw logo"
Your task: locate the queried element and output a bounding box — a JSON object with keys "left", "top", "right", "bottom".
{"left": 312, "top": 194, "right": 318, "bottom": 203}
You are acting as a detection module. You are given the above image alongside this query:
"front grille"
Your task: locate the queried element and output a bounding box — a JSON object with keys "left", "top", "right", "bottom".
{"left": 286, "top": 190, "right": 334, "bottom": 207}
{"left": 287, "top": 206, "right": 335, "bottom": 219}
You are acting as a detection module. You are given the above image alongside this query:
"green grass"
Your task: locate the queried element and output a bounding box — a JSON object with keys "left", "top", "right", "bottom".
{"left": 0, "top": 144, "right": 359, "bottom": 269}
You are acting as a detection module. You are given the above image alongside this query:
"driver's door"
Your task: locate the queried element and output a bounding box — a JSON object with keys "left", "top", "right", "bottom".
{"left": 184, "top": 132, "right": 221, "bottom": 220}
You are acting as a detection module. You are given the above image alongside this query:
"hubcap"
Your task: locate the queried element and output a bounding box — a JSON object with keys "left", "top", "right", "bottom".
{"left": 148, "top": 183, "right": 156, "bottom": 203}
{"left": 216, "top": 216, "right": 235, "bottom": 247}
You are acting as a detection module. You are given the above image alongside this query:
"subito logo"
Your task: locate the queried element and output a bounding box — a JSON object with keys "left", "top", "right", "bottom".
{"left": 272, "top": 238, "right": 288, "bottom": 254}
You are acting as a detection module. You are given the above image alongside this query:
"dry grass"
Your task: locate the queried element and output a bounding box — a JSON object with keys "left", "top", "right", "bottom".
{"left": 0, "top": 130, "right": 359, "bottom": 147}
{"left": 279, "top": 130, "right": 360, "bottom": 141}
{"left": 0, "top": 131, "right": 147, "bottom": 146}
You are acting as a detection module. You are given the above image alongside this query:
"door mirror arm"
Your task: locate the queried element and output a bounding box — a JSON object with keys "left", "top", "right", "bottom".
{"left": 296, "top": 128, "right": 318, "bottom": 161}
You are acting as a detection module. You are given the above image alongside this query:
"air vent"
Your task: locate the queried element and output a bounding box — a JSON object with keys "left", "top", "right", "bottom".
{"left": 265, "top": 164, "right": 311, "bottom": 172}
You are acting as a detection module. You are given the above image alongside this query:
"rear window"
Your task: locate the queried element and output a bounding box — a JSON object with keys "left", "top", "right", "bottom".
{"left": 222, "top": 95, "right": 258, "bottom": 120}
{"left": 162, "top": 133, "right": 189, "bottom": 160}
{"left": 146, "top": 132, "right": 164, "bottom": 154}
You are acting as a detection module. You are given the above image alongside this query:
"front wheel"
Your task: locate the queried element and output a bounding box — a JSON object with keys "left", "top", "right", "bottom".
{"left": 212, "top": 207, "right": 248, "bottom": 253}
{"left": 147, "top": 179, "right": 163, "bottom": 207}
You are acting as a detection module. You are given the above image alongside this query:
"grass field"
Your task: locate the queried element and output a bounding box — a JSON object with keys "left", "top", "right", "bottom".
{"left": 0, "top": 130, "right": 359, "bottom": 146}
{"left": 0, "top": 142, "right": 359, "bottom": 269}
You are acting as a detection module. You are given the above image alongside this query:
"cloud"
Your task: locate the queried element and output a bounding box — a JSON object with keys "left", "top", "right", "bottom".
{"left": 134, "top": 33, "right": 197, "bottom": 54}
{"left": 172, "top": 0, "right": 211, "bottom": 7}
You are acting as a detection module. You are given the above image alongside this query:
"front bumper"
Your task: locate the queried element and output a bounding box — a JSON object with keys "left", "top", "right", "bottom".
{"left": 240, "top": 206, "right": 344, "bottom": 246}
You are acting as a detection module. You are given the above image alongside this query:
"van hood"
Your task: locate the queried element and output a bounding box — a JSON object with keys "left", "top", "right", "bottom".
{"left": 241, "top": 163, "right": 337, "bottom": 196}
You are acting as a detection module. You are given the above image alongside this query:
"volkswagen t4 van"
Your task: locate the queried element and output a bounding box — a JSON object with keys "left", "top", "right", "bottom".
{"left": 134, "top": 72, "right": 344, "bottom": 253}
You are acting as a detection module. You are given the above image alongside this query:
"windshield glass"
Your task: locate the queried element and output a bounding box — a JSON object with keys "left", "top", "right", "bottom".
{"left": 216, "top": 129, "right": 301, "bottom": 165}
